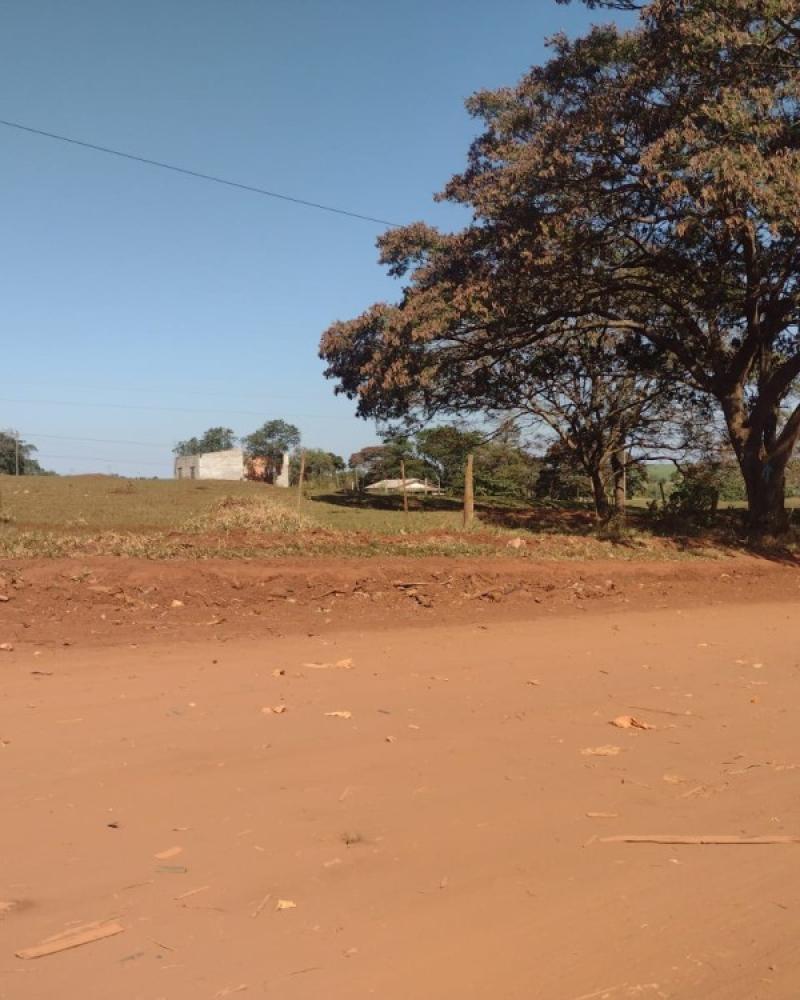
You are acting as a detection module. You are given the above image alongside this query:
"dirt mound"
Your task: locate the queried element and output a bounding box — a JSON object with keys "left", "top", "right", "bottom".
{"left": 185, "top": 496, "right": 318, "bottom": 534}
{"left": 1, "top": 553, "right": 797, "bottom": 649}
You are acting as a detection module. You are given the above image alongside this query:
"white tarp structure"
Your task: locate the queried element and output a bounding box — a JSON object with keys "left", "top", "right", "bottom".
{"left": 365, "top": 478, "right": 442, "bottom": 494}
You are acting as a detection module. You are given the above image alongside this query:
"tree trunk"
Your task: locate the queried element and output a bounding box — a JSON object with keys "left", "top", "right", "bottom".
{"left": 589, "top": 469, "right": 609, "bottom": 520}
{"left": 741, "top": 454, "right": 789, "bottom": 534}
{"left": 611, "top": 448, "right": 626, "bottom": 518}
{"left": 722, "top": 393, "right": 794, "bottom": 534}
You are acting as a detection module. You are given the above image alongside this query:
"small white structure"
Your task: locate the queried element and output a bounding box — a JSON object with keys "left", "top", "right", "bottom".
{"left": 174, "top": 447, "right": 245, "bottom": 481}
{"left": 275, "top": 451, "right": 291, "bottom": 488}
{"left": 365, "top": 478, "right": 442, "bottom": 495}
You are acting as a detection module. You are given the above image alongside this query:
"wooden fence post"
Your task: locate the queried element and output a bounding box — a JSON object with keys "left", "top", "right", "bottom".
{"left": 463, "top": 453, "right": 475, "bottom": 527}
{"left": 297, "top": 450, "right": 306, "bottom": 508}
{"left": 400, "top": 460, "right": 409, "bottom": 516}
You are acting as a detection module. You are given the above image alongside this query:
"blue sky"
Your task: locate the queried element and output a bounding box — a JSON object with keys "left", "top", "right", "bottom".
{"left": 1, "top": 0, "right": 630, "bottom": 476}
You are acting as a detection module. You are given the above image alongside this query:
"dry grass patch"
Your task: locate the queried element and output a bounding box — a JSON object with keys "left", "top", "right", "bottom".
{"left": 186, "top": 496, "right": 318, "bottom": 535}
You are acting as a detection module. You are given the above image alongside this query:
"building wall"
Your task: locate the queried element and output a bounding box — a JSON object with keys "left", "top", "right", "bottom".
{"left": 198, "top": 448, "right": 244, "bottom": 480}
{"left": 174, "top": 448, "right": 244, "bottom": 481}
{"left": 174, "top": 455, "right": 200, "bottom": 480}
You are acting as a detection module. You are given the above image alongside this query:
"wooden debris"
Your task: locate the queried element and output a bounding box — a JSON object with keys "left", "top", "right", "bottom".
{"left": 628, "top": 704, "right": 693, "bottom": 718}
{"left": 16, "top": 919, "right": 124, "bottom": 959}
{"left": 303, "top": 658, "right": 353, "bottom": 670}
{"left": 155, "top": 846, "right": 183, "bottom": 860}
{"left": 610, "top": 715, "right": 655, "bottom": 730}
{"left": 581, "top": 745, "right": 622, "bottom": 757}
{"left": 275, "top": 899, "right": 297, "bottom": 910}
{"left": 250, "top": 892, "right": 271, "bottom": 918}
{"left": 325, "top": 710, "right": 352, "bottom": 719}
{"left": 173, "top": 886, "right": 209, "bottom": 901}
{"left": 600, "top": 834, "right": 800, "bottom": 846}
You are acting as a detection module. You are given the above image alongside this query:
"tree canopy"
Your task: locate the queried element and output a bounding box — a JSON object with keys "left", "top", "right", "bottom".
{"left": 348, "top": 424, "right": 542, "bottom": 499}
{"left": 174, "top": 427, "right": 237, "bottom": 457}
{"left": 0, "top": 430, "right": 50, "bottom": 476}
{"left": 290, "top": 448, "right": 345, "bottom": 485}
{"left": 241, "top": 420, "right": 301, "bottom": 461}
{"left": 321, "top": 0, "right": 800, "bottom": 530}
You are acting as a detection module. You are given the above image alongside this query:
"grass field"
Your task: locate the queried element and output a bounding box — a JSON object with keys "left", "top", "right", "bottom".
{"left": 0, "top": 475, "right": 468, "bottom": 533}
{"left": 0, "top": 475, "right": 507, "bottom": 559}
{"left": 0, "top": 473, "right": 796, "bottom": 561}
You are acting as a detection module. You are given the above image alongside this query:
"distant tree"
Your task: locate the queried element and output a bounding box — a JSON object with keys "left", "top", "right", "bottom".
{"left": 348, "top": 445, "right": 389, "bottom": 486}
{"left": 290, "top": 448, "right": 345, "bottom": 485}
{"left": 0, "top": 430, "right": 50, "bottom": 475}
{"left": 174, "top": 426, "right": 236, "bottom": 457}
{"left": 510, "top": 329, "right": 677, "bottom": 516}
{"left": 787, "top": 461, "right": 800, "bottom": 499}
{"left": 380, "top": 431, "right": 428, "bottom": 480}
{"left": 473, "top": 431, "right": 541, "bottom": 500}
{"left": 242, "top": 421, "right": 301, "bottom": 462}
{"left": 535, "top": 443, "right": 591, "bottom": 503}
{"left": 669, "top": 462, "right": 746, "bottom": 504}
{"left": 174, "top": 436, "right": 201, "bottom": 457}
{"left": 348, "top": 434, "right": 427, "bottom": 487}
{"left": 415, "top": 426, "right": 484, "bottom": 491}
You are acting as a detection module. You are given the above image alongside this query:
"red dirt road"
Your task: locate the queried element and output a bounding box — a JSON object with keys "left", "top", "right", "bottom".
{"left": 2, "top": 562, "right": 800, "bottom": 998}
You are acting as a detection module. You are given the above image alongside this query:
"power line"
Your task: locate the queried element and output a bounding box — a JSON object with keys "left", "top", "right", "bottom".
{"left": 35, "top": 451, "right": 167, "bottom": 467}
{"left": 18, "top": 431, "right": 172, "bottom": 449}
{"left": 11, "top": 379, "right": 324, "bottom": 404}
{"left": 0, "top": 396, "right": 358, "bottom": 420}
{"left": 0, "top": 117, "right": 400, "bottom": 228}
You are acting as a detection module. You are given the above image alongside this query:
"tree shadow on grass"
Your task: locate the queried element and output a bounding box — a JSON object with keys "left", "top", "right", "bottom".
{"left": 309, "top": 491, "right": 800, "bottom": 563}
{"left": 311, "top": 492, "right": 463, "bottom": 513}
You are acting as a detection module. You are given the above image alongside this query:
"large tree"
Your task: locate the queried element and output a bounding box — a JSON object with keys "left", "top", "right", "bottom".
{"left": 321, "top": 0, "right": 800, "bottom": 531}
{"left": 241, "top": 420, "right": 301, "bottom": 462}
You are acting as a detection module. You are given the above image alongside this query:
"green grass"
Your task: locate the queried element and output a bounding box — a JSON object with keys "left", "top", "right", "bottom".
{"left": 0, "top": 475, "right": 469, "bottom": 534}
{"left": 0, "top": 475, "right": 508, "bottom": 559}
{"left": 0, "top": 475, "right": 270, "bottom": 530}
{"left": 0, "top": 474, "right": 797, "bottom": 562}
